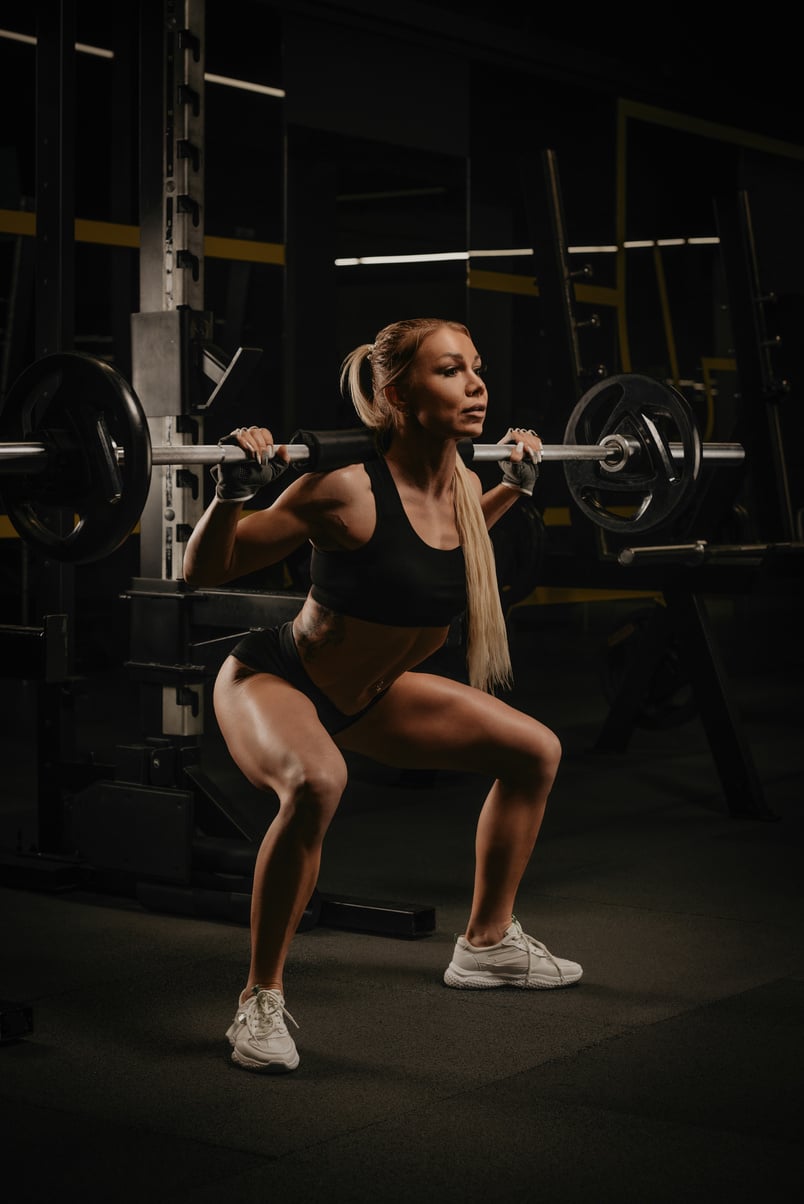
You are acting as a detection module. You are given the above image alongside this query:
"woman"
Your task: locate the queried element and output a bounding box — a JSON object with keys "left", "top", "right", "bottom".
{"left": 183, "top": 317, "right": 582, "bottom": 1074}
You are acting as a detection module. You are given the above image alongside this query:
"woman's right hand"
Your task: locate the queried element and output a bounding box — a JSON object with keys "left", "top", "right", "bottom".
{"left": 211, "top": 426, "right": 290, "bottom": 502}
{"left": 497, "top": 427, "right": 541, "bottom": 496}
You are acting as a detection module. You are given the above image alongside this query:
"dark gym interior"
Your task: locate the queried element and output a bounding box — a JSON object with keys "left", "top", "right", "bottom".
{"left": 1, "top": 4, "right": 802, "bottom": 1201}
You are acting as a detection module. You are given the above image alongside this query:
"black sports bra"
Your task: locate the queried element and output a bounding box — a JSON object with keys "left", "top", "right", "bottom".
{"left": 309, "top": 456, "right": 467, "bottom": 627}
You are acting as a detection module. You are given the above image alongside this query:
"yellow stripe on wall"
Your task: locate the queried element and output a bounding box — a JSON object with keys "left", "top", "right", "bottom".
{"left": 0, "top": 209, "right": 284, "bottom": 265}
{"left": 468, "top": 268, "right": 619, "bottom": 309}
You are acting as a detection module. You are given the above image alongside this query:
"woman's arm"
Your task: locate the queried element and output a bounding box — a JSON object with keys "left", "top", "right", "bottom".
{"left": 184, "top": 464, "right": 332, "bottom": 587}
{"left": 478, "top": 428, "right": 542, "bottom": 530}
{"left": 480, "top": 482, "right": 526, "bottom": 531}
{"left": 182, "top": 486, "right": 312, "bottom": 588}
{"left": 183, "top": 460, "right": 369, "bottom": 588}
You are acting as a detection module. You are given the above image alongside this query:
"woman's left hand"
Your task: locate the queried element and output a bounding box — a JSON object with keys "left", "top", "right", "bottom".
{"left": 497, "top": 428, "right": 542, "bottom": 496}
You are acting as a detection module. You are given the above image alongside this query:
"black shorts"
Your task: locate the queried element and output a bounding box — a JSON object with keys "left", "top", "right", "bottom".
{"left": 230, "top": 621, "right": 388, "bottom": 736}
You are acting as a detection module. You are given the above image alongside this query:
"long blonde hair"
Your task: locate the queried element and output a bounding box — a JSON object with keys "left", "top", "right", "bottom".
{"left": 340, "top": 318, "right": 512, "bottom": 694}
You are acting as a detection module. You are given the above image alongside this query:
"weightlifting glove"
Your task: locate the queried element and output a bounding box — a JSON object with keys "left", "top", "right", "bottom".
{"left": 499, "top": 438, "right": 539, "bottom": 497}
{"left": 210, "top": 430, "right": 289, "bottom": 502}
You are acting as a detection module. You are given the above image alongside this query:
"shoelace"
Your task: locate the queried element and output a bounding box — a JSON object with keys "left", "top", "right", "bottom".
{"left": 509, "top": 915, "right": 566, "bottom": 985}
{"left": 245, "top": 988, "right": 300, "bottom": 1037}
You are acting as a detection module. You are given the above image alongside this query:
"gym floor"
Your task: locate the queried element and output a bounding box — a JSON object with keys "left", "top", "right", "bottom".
{"left": 1, "top": 582, "right": 802, "bottom": 1203}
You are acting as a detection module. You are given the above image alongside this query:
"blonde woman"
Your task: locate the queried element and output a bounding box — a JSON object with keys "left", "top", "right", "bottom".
{"left": 184, "top": 317, "right": 582, "bottom": 1074}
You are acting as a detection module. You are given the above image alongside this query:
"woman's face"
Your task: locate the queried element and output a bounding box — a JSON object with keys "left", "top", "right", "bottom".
{"left": 394, "top": 327, "right": 488, "bottom": 440}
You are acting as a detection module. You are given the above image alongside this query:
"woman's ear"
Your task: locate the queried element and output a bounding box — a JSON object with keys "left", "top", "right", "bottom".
{"left": 384, "top": 383, "right": 407, "bottom": 420}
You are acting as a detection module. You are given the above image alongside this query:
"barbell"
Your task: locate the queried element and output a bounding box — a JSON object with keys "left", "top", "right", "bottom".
{"left": 0, "top": 352, "right": 745, "bottom": 565}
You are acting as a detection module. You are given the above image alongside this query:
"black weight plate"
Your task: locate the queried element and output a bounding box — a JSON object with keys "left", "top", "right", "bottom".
{"left": 0, "top": 353, "right": 152, "bottom": 563}
{"left": 563, "top": 374, "right": 701, "bottom": 534}
{"left": 491, "top": 495, "right": 546, "bottom": 609}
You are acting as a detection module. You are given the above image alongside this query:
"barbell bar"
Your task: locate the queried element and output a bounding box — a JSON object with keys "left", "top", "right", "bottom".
{"left": 0, "top": 352, "right": 747, "bottom": 563}
{"left": 0, "top": 436, "right": 747, "bottom": 471}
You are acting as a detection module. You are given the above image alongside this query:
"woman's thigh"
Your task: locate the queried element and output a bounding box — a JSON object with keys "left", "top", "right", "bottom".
{"left": 335, "top": 672, "right": 559, "bottom": 778}
{"left": 213, "top": 658, "right": 348, "bottom": 798}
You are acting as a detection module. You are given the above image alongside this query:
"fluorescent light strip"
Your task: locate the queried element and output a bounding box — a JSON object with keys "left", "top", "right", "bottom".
{"left": 0, "top": 29, "right": 35, "bottom": 46}
{"left": 1, "top": 30, "right": 284, "bottom": 94}
{"left": 336, "top": 251, "right": 468, "bottom": 266}
{"left": 336, "top": 239, "right": 720, "bottom": 266}
{"left": 0, "top": 28, "right": 113, "bottom": 58}
{"left": 469, "top": 247, "right": 534, "bottom": 258}
{"left": 336, "top": 248, "right": 540, "bottom": 266}
{"left": 204, "top": 72, "right": 284, "bottom": 98}
{"left": 568, "top": 245, "right": 619, "bottom": 254}
{"left": 76, "top": 41, "right": 112, "bottom": 59}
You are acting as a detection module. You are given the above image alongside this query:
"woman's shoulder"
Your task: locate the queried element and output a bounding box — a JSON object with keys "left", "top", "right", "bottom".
{"left": 305, "top": 460, "right": 372, "bottom": 495}
{"left": 275, "top": 460, "right": 372, "bottom": 513}
{"left": 275, "top": 460, "right": 375, "bottom": 548}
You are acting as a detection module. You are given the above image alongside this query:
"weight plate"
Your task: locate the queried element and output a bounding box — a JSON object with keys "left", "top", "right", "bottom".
{"left": 563, "top": 374, "right": 702, "bottom": 534}
{"left": 491, "top": 495, "right": 546, "bottom": 608}
{"left": 0, "top": 353, "right": 152, "bottom": 564}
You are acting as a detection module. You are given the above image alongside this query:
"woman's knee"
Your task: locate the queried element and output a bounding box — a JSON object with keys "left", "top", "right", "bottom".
{"left": 541, "top": 727, "right": 563, "bottom": 776}
{"left": 273, "top": 751, "right": 349, "bottom": 837}
{"left": 508, "top": 722, "right": 562, "bottom": 790}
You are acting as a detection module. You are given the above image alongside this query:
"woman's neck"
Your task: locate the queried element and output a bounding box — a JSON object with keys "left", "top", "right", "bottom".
{"left": 384, "top": 434, "right": 457, "bottom": 496}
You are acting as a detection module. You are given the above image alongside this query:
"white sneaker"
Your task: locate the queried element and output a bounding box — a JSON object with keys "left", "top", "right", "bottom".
{"left": 226, "top": 986, "right": 300, "bottom": 1072}
{"left": 443, "top": 916, "right": 582, "bottom": 989}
